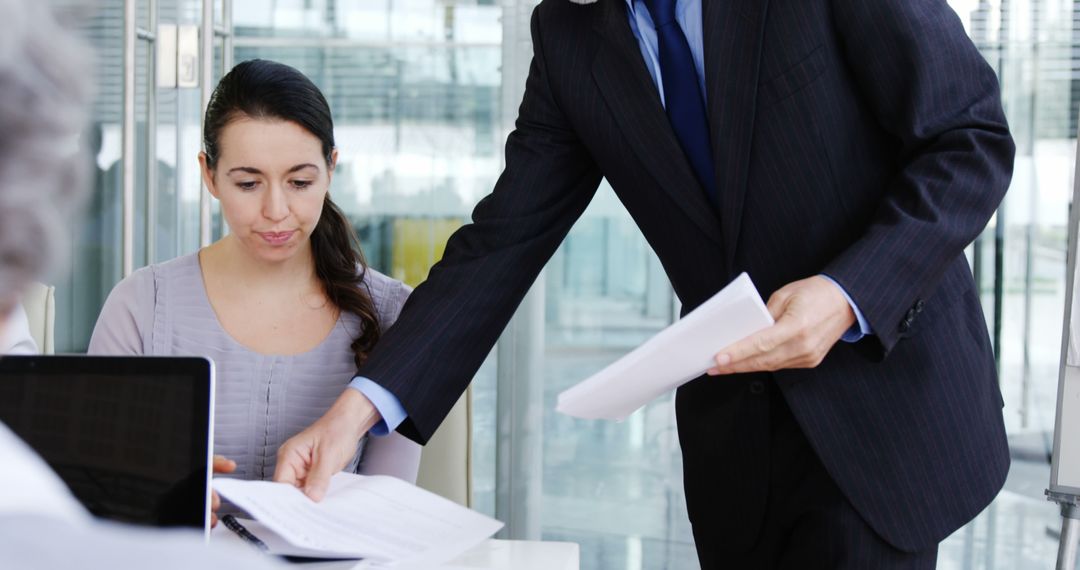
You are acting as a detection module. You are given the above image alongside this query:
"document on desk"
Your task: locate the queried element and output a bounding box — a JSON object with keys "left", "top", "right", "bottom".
{"left": 556, "top": 272, "right": 774, "bottom": 421}
{"left": 214, "top": 473, "right": 503, "bottom": 567}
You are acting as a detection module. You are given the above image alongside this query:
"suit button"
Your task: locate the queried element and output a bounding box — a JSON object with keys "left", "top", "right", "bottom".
{"left": 899, "top": 320, "right": 911, "bottom": 333}
{"left": 915, "top": 299, "right": 925, "bottom": 312}
{"left": 749, "top": 380, "right": 765, "bottom": 395}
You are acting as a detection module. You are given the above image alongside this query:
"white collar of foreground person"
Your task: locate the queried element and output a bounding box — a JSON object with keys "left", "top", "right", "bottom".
{"left": 0, "top": 303, "right": 39, "bottom": 355}
{"left": 0, "top": 422, "right": 287, "bottom": 569}
{"left": 0, "top": 421, "right": 87, "bottom": 522}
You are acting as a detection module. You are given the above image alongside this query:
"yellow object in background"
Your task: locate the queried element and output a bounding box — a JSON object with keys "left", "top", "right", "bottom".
{"left": 391, "top": 218, "right": 465, "bottom": 287}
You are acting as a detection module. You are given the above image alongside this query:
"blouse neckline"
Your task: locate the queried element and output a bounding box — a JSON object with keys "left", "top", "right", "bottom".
{"left": 184, "top": 252, "right": 347, "bottom": 359}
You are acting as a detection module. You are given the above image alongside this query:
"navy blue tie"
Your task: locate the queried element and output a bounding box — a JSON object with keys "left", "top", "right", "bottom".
{"left": 642, "top": 0, "right": 718, "bottom": 204}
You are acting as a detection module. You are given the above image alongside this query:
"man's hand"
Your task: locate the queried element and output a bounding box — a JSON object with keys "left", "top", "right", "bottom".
{"left": 273, "top": 389, "right": 382, "bottom": 501}
{"left": 708, "top": 276, "right": 857, "bottom": 375}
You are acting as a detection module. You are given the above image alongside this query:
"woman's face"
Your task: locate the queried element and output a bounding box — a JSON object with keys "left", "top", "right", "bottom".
{"left": 200, "top": 117, "right": 337, "bottom": 263}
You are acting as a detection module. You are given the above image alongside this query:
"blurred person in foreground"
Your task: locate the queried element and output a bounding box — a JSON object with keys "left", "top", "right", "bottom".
{"left": 0, "top": 304, "right": 37, "bottom": 354}
{"left": 0, "top": 1, "right": 279, "bottom": 567}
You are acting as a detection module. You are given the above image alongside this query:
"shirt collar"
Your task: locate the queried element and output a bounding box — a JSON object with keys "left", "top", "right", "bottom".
{"left": 0, "top": 423, "right": 89, "bottom": 522}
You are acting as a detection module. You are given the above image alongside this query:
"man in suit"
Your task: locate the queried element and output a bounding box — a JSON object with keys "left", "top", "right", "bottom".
{"left": 276, "top": 0, "right": 1014, "bottom": 566}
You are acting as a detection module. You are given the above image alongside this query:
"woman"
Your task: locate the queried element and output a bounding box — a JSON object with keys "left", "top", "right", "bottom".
{"left": 89, "top": 60, "right": 421, "bottom": 521}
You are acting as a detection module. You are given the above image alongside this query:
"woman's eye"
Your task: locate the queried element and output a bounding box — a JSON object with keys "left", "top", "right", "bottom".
{"left": 291, "top": 180, "right": 313, "bottom": 190}
{"left": 236, "top": 181, "right": 257, "bottom": 190}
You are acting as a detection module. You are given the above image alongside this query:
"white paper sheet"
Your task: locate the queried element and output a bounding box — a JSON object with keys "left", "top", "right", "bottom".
{"left": 556, "top": 273, "right": 774, "bottom": 420}
{"left": 214, "top": 473, "right": 503, "bottom": 566}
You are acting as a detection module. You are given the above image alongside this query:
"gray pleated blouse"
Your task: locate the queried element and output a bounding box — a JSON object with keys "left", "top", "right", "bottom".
{"left": 87, "top": 253, "right": 421, "bottom": 486}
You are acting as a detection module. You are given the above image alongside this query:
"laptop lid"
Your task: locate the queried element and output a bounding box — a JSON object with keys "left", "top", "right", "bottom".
{"left": 0, "top": 356, "right": 214, "bottom": 537}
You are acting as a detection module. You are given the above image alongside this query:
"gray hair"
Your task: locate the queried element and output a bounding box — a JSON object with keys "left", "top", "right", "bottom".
{"left": 0, "top": 0, "right": 92, "bottom": 304}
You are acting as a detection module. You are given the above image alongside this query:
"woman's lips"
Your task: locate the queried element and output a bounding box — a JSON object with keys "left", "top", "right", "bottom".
{"left": 259, "top": 230, "right": 296, "bottom": 245}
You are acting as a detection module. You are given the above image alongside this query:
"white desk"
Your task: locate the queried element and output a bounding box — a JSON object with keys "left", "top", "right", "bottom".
{"left": 211, "top": 521, "right": 579, "bottom": 569}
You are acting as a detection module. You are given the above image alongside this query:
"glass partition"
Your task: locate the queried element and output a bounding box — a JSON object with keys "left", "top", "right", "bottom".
{"left": 50, "top": 0, "right": 222, "bottom": 352}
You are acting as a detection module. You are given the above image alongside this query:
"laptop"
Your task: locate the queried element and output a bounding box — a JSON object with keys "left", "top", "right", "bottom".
{"left": 0, "top": 356, "right": 215, "bottom": 538}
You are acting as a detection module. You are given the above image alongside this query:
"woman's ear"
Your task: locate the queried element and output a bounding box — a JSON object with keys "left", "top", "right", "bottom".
{"left": 326, "top": 149, "right": 339, "bottom": 185}
{"left": 198, "top": 152, "right": 220, "bottom": 199}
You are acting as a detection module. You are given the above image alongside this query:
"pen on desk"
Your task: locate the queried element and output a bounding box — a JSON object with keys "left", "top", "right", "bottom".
{"left": 221, "top": 514, "right": 269, "bottom": 552}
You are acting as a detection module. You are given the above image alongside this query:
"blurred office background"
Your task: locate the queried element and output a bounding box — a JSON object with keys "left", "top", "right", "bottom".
{"left": 42, "top": 0, "right": 1080, "bottom": 567}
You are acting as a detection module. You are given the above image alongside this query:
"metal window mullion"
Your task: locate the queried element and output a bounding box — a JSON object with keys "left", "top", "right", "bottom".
{"left": 122, "top": 0, "right": 137, "bottom": 277}
{"left": 231, "top": 37, "right": 500, "bottom": 49}
{"left": 199, "top": 0, "right": 214, "bottom": 247}
{"left": 493, "top": 0, "right": 545, "bottom": 541}
{"left": 222, "top": 0, "right": 234, "bottom": 72}
{"left": 145, "top": 0, "right": 158, "bottom": 264}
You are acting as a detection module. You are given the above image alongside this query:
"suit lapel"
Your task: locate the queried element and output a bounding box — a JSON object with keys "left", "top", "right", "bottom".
{"left": 591, "top": 0, "right": 724, "bottom": 248}
{"left": 703, "top": 0, "right": 769, "bottom": 265}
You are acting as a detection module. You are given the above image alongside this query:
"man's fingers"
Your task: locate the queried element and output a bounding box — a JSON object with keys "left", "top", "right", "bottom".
{"left": 211, "top": 489, "right": 221, "bottom": 511}
{"left": 710, "top": 333, "right": 765, "bottom": 373}
{"left": 273, "top": 448, "right": 305, "bottom": 487}
{"left": 765, "top": 287, "right": 794, "bottom": 321}
{"left": 714, "top": 343, "right": 792, "bottom": 374}
{"left": 303, "top": 444, "right": 339, "bottom": 503}
{"left": 719, "top": 358, "right": 769, "bottom": 375}
{"left": 275, "top": 463, "right": 303, "bottom": 488}
{"left": 712, "top": 315, "right": 800, "bottom": 372}
{"left": 708, "top": 312, "right": 828, "bottom": 375}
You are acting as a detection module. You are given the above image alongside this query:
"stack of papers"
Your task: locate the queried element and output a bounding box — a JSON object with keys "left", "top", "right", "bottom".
{"left": 214, "top": 473, "right": 503, "bottom": 567}
{"left": 556, "top": 273, "right": 774, "bottom": 420}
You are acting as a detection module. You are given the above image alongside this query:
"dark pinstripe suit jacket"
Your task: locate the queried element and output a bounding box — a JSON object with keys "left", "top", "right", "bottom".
{"left": 360, "top": 0, "right": 1015, "bottom": 552}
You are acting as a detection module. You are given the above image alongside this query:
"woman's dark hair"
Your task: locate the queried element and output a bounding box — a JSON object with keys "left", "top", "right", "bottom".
{"left": 203, "top": 59, "right": 380, "bottom": 367}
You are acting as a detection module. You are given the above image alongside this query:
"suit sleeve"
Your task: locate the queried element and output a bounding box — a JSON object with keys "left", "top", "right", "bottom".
{"left": 358, "top": 6, "right": 604, "bottom": 444}
{"left": 822, "top": 0, "right": 1015, "bottom": 357}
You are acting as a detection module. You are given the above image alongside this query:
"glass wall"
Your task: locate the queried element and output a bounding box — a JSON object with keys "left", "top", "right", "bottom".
{"left": 50, "top": 0, "right": 222, "bottom": 353}
{"left": 539, "top": 188, "right": 692, "bottom": 567}
{"left": 940, "top": 1, "right": 1080, "bottom": 566}
{"left": 955, "top": 0, "right": 1075, "bottom": 445}
{"left": 51, "top": 0, "right": 124, "bottom": 353}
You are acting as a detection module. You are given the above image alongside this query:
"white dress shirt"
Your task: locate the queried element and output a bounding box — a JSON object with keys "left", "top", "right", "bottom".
{"left": 1, "top": 303, "right": 38, "bottom": 354}
{"left": 0, "top": 422, "right": 87, "bottom": 522}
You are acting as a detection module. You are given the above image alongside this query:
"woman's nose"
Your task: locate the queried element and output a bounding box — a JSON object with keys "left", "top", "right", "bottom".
{"left": 262, "top": 186, "right": 289, "bottom": 222}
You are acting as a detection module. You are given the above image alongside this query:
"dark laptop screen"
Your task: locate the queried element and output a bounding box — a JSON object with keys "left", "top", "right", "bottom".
{"left": 0, "top": 356, "right": 212, "bottom": 529}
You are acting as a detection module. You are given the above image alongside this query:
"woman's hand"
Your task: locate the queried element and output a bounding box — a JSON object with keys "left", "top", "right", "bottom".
{"left": 210, "top": 454, "right": 236, "bottom": 528}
